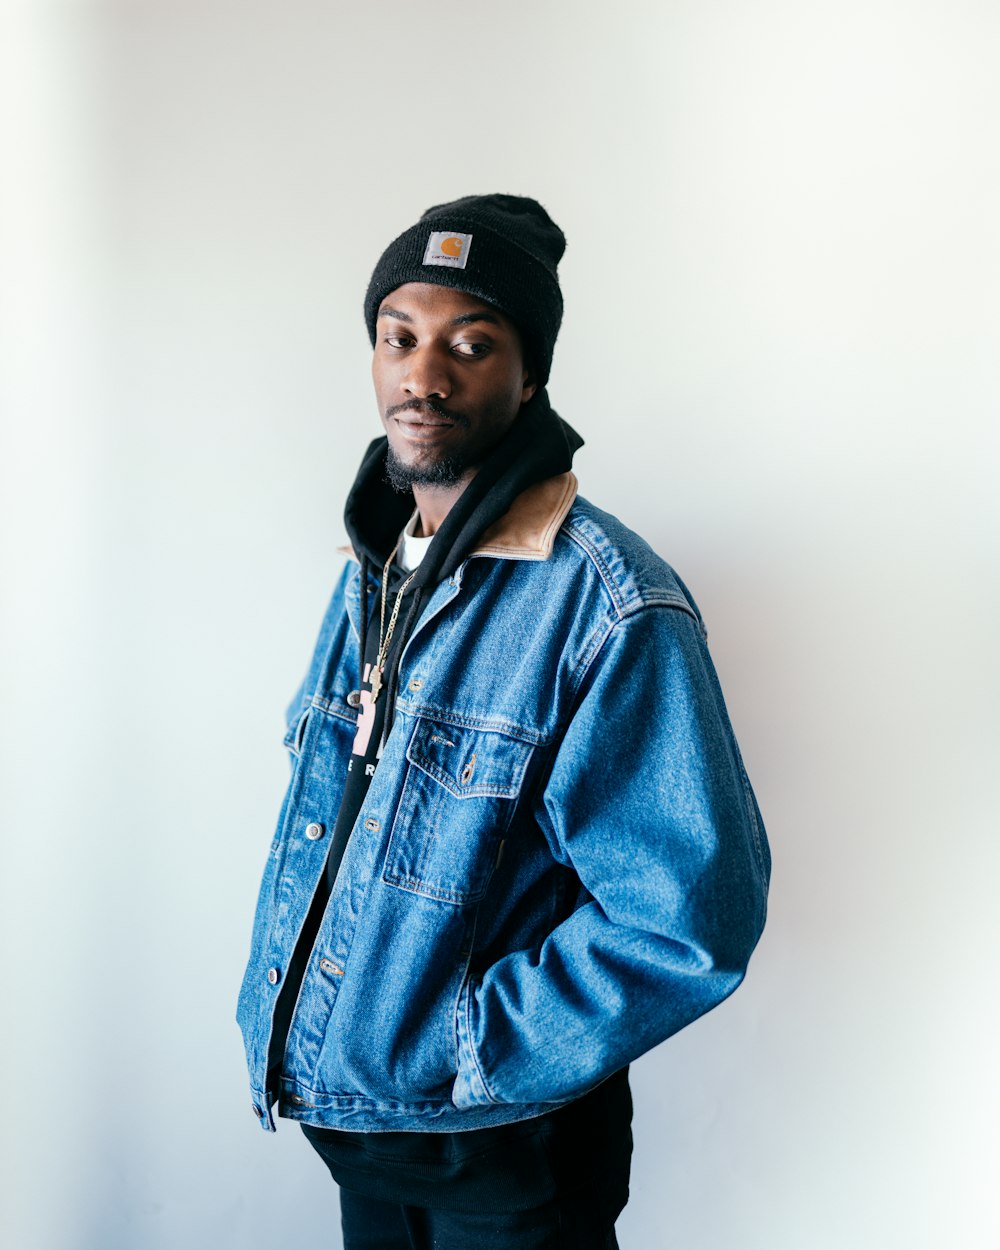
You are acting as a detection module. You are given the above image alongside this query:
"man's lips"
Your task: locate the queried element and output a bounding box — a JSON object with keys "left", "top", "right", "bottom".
{"left": 391, "top": 413, "right": 458, "bottom": 443}
{"left": 388, "top": 402, "right": 468, "bottom": 440}
{"left": 387, "top": 401, "right": 468, "bottom": 427}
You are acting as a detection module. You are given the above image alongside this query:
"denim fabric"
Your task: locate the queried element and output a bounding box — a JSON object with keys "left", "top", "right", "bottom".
{"left": 236, "top": 495, "right": 770, "bottom": 1134}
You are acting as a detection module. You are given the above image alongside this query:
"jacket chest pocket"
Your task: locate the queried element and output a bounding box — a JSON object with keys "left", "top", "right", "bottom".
{"left": 383, "top": 718, "right": 534, "bottom": 905}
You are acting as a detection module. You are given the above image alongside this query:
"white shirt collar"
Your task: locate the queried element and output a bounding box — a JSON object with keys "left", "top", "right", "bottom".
{"left": 398, "top": 509, "right": 433, "bottom": 572}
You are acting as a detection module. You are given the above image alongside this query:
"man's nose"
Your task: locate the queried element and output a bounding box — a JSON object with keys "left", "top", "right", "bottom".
{"left": 401, "top": 347, "right": 452, "bottom": 400}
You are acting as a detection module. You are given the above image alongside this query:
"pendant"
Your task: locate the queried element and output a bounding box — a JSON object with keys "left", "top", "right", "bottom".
{"left": 369, "top": 664, "right": 384, "bottom": 704}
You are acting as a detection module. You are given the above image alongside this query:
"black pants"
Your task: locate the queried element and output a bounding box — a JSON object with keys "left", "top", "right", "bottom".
{"left": 304, "top": 1072, "right": 633, "bottom": 1249}
{"left": 338, "top": 1185, "right": 621, "bottom": 1250}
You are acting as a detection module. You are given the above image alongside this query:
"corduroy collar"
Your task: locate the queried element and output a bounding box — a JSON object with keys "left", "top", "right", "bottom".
{"left": 469, "top": 470, "right": 577, "bottom": 561}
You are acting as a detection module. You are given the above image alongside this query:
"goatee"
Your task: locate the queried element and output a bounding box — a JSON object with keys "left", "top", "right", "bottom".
{"left": 385, "top": 446, "right": 470, "bottom": 493}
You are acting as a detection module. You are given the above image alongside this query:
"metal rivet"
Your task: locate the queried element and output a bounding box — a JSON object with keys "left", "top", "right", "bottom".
{"left": 364, "top": 817, "right": 380, "bottom": 832}
{"left": 267, "top": 967, "right": 279, "bottom": 985}
{"left": 346, "top": 690, "right": 363, "bottom": 708}
{"left": 252, "top": 1104, "right": 263, "bottom": 1118}
{"left": 408, "top": 678, "right": 423, "bottom": 691}
{"left": 305, "top": 822, "right": 324, "bottom": 840}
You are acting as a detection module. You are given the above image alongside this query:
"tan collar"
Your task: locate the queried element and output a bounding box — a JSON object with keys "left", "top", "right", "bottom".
{"left": 336, "top": 471, "right": 578, "bottom": 564}
{"left": 469, "top": 471, "right": 578, "bottom": 561}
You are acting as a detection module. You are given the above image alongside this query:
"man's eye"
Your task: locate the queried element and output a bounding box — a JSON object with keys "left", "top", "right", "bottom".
{"left": 453, "top": 342, "right": 490, "bottom": 357}
{"left": 385, "top": 336, "right": 413, "bottom": 349}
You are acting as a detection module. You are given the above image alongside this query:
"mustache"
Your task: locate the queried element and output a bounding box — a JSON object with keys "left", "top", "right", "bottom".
{"left": 387, "top": 399, "right": 470, "bottom": 428}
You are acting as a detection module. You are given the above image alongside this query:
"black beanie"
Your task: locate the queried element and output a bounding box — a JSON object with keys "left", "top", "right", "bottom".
{"left": 364, "top": 193, "right": 566, "bottom": 386}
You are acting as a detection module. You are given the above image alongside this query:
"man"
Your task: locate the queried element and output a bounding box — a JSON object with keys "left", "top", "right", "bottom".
{"left": 237, "top": 194, "right": 770, "bottom": 1249}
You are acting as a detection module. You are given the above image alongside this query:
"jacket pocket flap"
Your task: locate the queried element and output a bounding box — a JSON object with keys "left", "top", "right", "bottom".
{"left": 406, "top": 719, "right": 532, "bottom": 800}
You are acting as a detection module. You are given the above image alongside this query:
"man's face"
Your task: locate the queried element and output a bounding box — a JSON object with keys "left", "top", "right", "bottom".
{"left": 372, "top": 282, "right": 536, "bottom": 491}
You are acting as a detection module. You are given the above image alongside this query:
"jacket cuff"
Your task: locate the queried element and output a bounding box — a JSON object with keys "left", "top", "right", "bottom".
{"left": 250, "top": 1086, "right": 277, "bottom": 1132}
{"left": 452, "top": 975, "right": 495, "bottom": 1108}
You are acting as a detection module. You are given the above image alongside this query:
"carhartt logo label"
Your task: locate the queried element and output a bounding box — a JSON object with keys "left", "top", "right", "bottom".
{"left": 423, "top": 230, "right": 472, "bottom": 269}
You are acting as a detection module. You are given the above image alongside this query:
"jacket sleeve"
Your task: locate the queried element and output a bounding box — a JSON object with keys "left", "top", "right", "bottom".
{"left": 453, "top": 602, "right": 771, "bottom": 1108}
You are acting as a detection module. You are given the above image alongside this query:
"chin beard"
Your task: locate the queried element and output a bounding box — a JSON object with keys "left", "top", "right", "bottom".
{"left": 385, "top": 446, "right": 469, "bottom": 493}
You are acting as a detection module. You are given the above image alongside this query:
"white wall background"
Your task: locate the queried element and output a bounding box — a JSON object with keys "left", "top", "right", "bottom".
{"left": 2, "top": 2, "right": 997, "bottom": 1248}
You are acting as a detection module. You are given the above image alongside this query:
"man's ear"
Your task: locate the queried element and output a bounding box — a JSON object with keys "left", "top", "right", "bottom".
{"left": 521, "top": 364, "right": 538, "bottom": 404}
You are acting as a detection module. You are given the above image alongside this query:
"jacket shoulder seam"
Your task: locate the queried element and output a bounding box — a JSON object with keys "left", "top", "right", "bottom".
{"left": 561, "top": 521, "right": 627, "bottom": 618}
{"left": 561, "top": 515, "right": 700, "bottom": 624}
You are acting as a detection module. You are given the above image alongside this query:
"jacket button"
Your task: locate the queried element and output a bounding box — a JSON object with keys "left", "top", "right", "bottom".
{"left": 267, "top": 967, "right": 280, "bottom": 985}
{"left": 305, "top": 822, "right": 324, "bottom": 840}
{"left": 252, "top": 1104, "right": 263, "bottom": 1118}
{"left": 363, "top": 817, "right": 380, "bottom": 832}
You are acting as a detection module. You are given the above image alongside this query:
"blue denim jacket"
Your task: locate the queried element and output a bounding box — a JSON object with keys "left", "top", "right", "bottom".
{"left": 237, "top": 473, "right": 770, "bottom": 1133}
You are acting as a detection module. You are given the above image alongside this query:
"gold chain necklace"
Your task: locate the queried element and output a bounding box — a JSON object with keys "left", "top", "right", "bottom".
{"left": 369, "top": 542, "right": 417, "bottom": 705}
